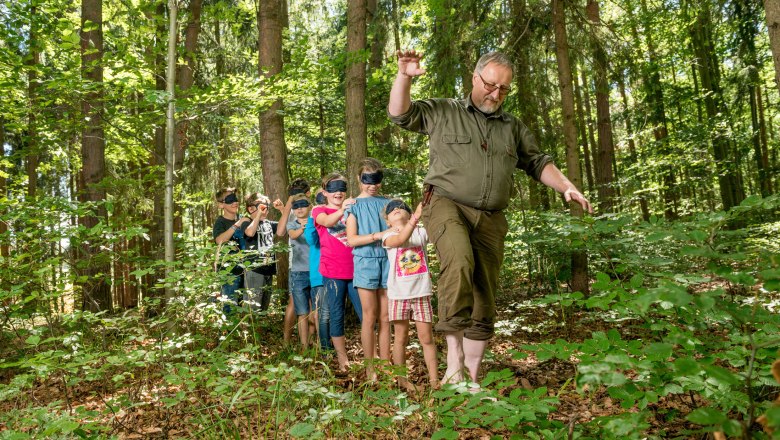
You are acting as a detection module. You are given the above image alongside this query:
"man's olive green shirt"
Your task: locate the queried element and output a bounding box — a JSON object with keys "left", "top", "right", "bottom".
{"left": 389, "top": 96, "right": 553, "bottom": 211}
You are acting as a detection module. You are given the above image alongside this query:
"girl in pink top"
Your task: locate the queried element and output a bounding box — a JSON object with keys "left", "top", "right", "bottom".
{"left": 313, "top": 173, "right": 363, "bottom": 371}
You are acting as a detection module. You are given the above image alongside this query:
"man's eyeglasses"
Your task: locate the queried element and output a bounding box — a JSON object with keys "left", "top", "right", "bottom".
{"left": 477, "top": 72, "right": 511, "bottom": 96}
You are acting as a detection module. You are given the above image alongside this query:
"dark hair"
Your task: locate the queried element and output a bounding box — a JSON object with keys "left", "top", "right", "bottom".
{"left": 289, "top": 178, "right": 310, "bottom": 194}
{"left": 215, "top": 187, "right": 235, "bottom": 202}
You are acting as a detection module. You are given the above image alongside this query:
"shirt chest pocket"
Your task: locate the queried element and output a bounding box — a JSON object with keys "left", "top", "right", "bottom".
{"left": 436, "top": 133, "right": 472, "bottom": 167}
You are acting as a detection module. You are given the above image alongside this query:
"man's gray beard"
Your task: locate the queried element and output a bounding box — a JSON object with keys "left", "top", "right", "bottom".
{"left": 477, "top": 99, "right": 499, "bottom": 114}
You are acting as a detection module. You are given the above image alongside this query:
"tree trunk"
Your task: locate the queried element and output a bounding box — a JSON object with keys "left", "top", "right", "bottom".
{"left": 553, "top": 0, "right": 588, "bottom": 296}
{"left": 258, "top": 0, "right": 290, "bottom": 288}
{"left": 639, "top": 0, "right": 676, "bottom": 220}
{"left": 0, "top": 116, "right": 7, "bottom": 259}
{"left": 215, "top": 19, "right": 230, "bottom": 185}
{"left": 756, "top": 83, "right": 772, "bottom": 194}
{"left": 172, "top": 0, "right": 202, "bottom": 234}
{"left": 346, "top": 0, "right": 368, "bottom": 194}
{"left": 26, "top": 3, "right": 39, "bottom": 201}
{"left": 617, "top": 71, "right": 649, "bottom": 220}
{"left": 765, "top": 0, "right": 780, "bottom": 91}
{"left": 164, "top": 0, "right": 178, "bottom": 301}
{"left": 80, "top": 0, "right": 111, "bottom": 312}
{"left": 690, "top": 2, "right": 744, "bottom": 210}
{"left": 579, "top": 67, "right": 599, "bottom": 196}
{"left": 573, "top": 62, "right": 594, "bottom": 192}
{"left": 587, "top": 0, "right": 616, "bottom": 212}
{"left": 735, "top": 0, "right": 772, "bottom": 197}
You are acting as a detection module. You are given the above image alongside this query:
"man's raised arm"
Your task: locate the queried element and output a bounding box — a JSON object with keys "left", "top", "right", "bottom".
{"left": 388, "top": 50, "right": 426, "bottom": 117}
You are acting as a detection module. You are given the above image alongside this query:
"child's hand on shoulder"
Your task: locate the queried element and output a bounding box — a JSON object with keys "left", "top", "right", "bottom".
{"left": 414, "top": 203, "right": 423, "bottom": 219}
{"left": 344, "top": 198, "right": 356, "bottom": 208}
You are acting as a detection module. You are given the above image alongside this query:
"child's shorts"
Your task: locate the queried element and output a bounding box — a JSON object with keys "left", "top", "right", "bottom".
{"left": 388, "top": 296, "right": 433, "bottom": 323}
{"left": 290, "top": 271, "right": 313, "bottom": 315}
{"left": 353, "top": 255, "right": 389, "bottom": 289}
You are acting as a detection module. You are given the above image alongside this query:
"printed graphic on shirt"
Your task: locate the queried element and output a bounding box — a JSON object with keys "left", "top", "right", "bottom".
{"left": 328, "top": 221, "right": 349, "bottom": 246}
{"left": 396, "top": 246, "right": 427, "bottom": 277}
{"left": 258, "top": 222, "right": 274, "bottom": 252}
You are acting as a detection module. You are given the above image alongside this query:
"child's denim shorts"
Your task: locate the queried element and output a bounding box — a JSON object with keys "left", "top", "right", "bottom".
{"left": 352, "top": 255, "right": 389, "bottom": 289}
{"left": 289, "top": 270, "right": 313, "bottom": 315}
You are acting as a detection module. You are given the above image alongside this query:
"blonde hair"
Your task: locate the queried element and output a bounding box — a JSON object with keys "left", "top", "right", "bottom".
{"left": 359, "top": 158, "right": 383, "bottom": 174}
{"left": 322, "top": 173, "right": 346, "bottom": 188}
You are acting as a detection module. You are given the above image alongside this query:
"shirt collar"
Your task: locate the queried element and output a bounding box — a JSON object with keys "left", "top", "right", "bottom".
{"left": 465, "top": 94, "right": 509, "bottom": 121}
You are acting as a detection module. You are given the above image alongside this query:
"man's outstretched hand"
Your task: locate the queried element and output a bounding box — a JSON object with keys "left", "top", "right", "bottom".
{"left": 396, "top": 50, "right": 426, "bottom": 78}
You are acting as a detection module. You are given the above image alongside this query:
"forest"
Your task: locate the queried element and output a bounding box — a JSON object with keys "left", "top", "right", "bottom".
{"left": 1, "top": 0, "right": 780, "bottom": 438}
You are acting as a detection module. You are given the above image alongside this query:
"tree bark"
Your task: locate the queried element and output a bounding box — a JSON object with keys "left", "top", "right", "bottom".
{"left": 172, "top": 0, "right": 202, "bottom": 234}
{"left": 346, "top": 0, "right": 368, "bottom": 194}
{"left": 690, "top": 1, "right": 745, "bottom": 210}
{"left": 80, "top": 0, "right": 111, "bottom": 312}
{"left": 638, "top": 0, "right": 677, "bottom": 220}
{"left": 258, "top": 0, "right": 290, "bottom": 288}
{"left": 586, "top": 0, "right": 616, "bottom": 212}
{"left": 164, "top": 0, "right": 178, "bottom": 301}
{"left": 0, "top": 116, "right": 7, "bottom": 259}
{"left": 553, "top": 0, "right": 588, "bottom": 296}
{"left": 26, "top": 3, "right": 39, "bottom": 201}
{"left": 765, "top": 0, "right": 780, "bottom": 91}
{"left": 573, "top": 62, "right": 594, "bottom": 192}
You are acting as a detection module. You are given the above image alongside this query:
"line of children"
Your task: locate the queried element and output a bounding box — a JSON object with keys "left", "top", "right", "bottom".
{"left": 213, "top": 161, "right": 439, "bottom": 387}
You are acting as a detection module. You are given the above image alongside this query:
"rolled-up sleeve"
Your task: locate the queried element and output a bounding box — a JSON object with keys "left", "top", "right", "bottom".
{"left": 388, "top": 99, "right": 439, "bottom": 135}
{"left": 516, "top": 122, "right": 553, "bottom": 181}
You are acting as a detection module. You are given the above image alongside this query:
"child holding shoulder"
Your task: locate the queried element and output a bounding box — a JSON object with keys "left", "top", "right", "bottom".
{"left": 274, "top": 178, "right": 313, "bottom": 345}
{"left": 304, "top": 190, "right": 333, "bottom": 351}
{"left": 382, "top": 199, "right": 438, "bottom": 389}
{"left": 284, "top": 193, "right": 315, "bottom": 349}
{"left": 313, "top": 174, "right": 363, "bottom": 371}
{"left": 346, "top": 158, "right": 393, "bottom": 380}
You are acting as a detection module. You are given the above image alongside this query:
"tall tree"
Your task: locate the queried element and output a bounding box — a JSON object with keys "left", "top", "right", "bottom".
{"left": 765, "top": 0, "right": 780, "bottom": 91}
{"left": 553, "top": 0, "right": 588, "bottom": 295}
{"left": 637, "top": 0, "right": 677, "bottom": 220}
{"left": 734, "top": 0, "right": 772, "bottom": 196}
{"left": 79, "top": 0, "right": 111, "bottom": 312}
{"left": 346, "top": 0, "right": 368, "bottom": 193}
{"left": 0, "top": 116, "right": 7, "bottom": 259}
{"left": 26, "top": 2, "right": 39, "bottom": 200}
{"left": 164, "top": 0, "right": 178, "bottom": 300}
{"left": 258, "top": 0, "right": 290, "bottom": 284}
{"left": 586, "top": 0, "right": 616, "bottom": 212}
{"left": 173, "top": 0, "right": 203, "bottom": 233}
{"left": 689, "top": 0, "right": 745, "bottom": 210}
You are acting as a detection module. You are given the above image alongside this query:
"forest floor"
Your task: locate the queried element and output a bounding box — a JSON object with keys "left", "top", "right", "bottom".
{"left": 2, "top": 283, "right": 777, "bottom": 439}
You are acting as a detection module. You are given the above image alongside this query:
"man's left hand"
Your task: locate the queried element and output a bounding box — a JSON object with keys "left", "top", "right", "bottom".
{"left": 564, "top": 188, "right": 593, "bottom": 214}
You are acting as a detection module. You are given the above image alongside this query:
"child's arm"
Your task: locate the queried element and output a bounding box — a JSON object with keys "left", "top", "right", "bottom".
{"left": 346, "top": 214, "right": 382, "bottom": 247}
{"left": 303, "top": 215, "right": 319, "bottom": 246}
{"left": 382, "top": 203, "right": 423, "bottom": 248}
{"left": 274, "top": 197, "right": 292, "bottom": 237}
{"left": 243, "top": 205, "right": 267, "bottom": 238}
{"left": 288, "top": 218, "right": 306, "bottom": 239}
{"left": 315, "top": 199, "right": 355, "bottom": 228}
{"left": 214, "top": 217, "right": 250, "bottom": 245}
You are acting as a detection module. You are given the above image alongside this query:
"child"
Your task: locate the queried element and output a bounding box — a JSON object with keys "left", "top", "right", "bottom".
{"left": 345, "top": 158, "right": 393, "bottom": 380}
{"left": 212, "top": 187, "right": 250, "bottom": 313}
{"left": 382, "top": 199, "right": 438, "bottom": 389}
{"left": 304, "top": 189, "right": 333, "bottom": 350}
{"left": 274, "top": 178, "right": 312, "bottom": 344}
{"left": 313, "top": 173, "right": 363, "bottom": 371}
{"left": 284, "top": 193, "right": 314, "bottom": 349}
{"left": 242, "top": 193, "right": 278, "bottom": 312}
